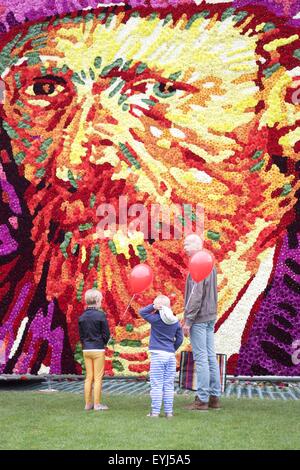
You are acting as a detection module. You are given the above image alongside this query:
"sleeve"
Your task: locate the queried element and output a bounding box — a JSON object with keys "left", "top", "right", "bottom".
{"left": 102, "top": 316, "right": 111, "bottom": 346}
{"left": 139, "top": 304, "right": 159, "bottom": 324}
{"left": 184, "top": 280, "right": 204, "bottom": 327}
{"left": 174, "top": 324, "right": 184, "bottom": 351}
{"left": 79, "top": 320, "right": 84, "bottom": 344}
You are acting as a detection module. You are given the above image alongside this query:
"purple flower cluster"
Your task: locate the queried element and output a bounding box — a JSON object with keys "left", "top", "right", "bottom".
{"left": 0, "top": 1, "right": 299, "bottom": 35}
{"left": 0, "top": 286, "right": 65, "bottom": 374}
{"left": 238, "top": 232, "right": 300, "bottom": 376}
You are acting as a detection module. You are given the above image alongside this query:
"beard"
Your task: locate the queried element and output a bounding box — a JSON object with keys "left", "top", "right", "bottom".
{"left": 25, "top": 158, "right": 136, "bottom": 336}
{"left": 23, "top": 153, "right": 187, "bottom": 348}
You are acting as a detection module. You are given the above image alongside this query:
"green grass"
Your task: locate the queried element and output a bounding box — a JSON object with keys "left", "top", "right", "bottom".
{"left": 0, "top": 392, "right": 299, "bottom": 450}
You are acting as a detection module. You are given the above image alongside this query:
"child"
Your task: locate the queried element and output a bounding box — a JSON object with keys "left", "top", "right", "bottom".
{"left": 139, "top": 295, "right": 183, "bottom": 418}
{"left": 78, "top": 289, "right": 110, "bottom": 411}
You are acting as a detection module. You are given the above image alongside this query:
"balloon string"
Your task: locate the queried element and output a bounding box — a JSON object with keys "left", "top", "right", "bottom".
{"left": 185, "top": 283, "right": 196, "bottom": 310}
{"left": 124, "top": 294, "right": 136, "bottom": 316}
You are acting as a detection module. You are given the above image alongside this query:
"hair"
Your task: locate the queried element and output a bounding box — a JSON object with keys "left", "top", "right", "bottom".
{"left": 154, "top": 294, "right": 171, "bottom": 307}
{"left": 184, "top": 234, "right": 203, "bottom": 251}
{"left": 85, "top": 289, "right": 102, "bottom": 307}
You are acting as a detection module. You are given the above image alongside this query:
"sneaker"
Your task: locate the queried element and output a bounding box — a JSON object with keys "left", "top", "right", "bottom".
{"left": 185, "top": 396, "right": 209, "bottom": 411}
{"left": 147, "top": 412, "right": 160, "bottom": 418}
{"left": 94, "top": 404, "right": 109, "bottom": 411}
{"left": 165, "top": 413, "right": 174, "bottom": 419}
{"left": 84, "top": 404, "right": 93, "bottom": 411}
{"left": 209, "top": 396, "right": 221, "bottom": 410}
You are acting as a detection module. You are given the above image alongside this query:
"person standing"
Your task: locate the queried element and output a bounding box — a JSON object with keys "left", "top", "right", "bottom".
{"left": 139, "top": 295, "right": 183, "bottom": 418}
{"left": 183, "top": 234, "right": 221, "bottom": 411}
{"left": 78, "top": 289, "right": 110, "bottom": 411}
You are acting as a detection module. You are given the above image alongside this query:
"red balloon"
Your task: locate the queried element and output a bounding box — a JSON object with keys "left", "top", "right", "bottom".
{"left": 129, "top": 264, "right": 154, "bottom": 294}
{"left": 188, "top": 249, "right": 215, "bottom": 282}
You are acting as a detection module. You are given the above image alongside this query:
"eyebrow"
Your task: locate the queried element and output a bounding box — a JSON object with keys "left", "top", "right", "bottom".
{"left": 1, "top": 55, "right": 64, "bottom": 79}
{"left": 33, "top": 75, "right": 66, "bottom": 84}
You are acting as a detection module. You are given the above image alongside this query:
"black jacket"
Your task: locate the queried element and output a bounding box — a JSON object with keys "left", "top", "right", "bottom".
{"left": 78, "top": 308, "right": 110, "bottom": 350}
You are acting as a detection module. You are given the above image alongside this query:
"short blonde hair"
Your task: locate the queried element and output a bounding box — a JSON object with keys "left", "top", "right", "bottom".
{"left": 85, "top": 289, "right": 102, "bottom": 307}
{"left": 154, "top": 294, "right": 171, "bottom": 307}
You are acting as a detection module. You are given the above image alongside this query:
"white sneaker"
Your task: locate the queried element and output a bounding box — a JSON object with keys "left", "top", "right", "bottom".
{"left": 147, "top": 412, "right": 160, "bottom": 418}
{"left": 94, "top": 404, "right": 109, "bottom": 411}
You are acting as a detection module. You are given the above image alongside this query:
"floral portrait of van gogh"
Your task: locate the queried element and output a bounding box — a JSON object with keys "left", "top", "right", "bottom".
{"left": 0, "top": 0, "right": 299, "bottom": 376}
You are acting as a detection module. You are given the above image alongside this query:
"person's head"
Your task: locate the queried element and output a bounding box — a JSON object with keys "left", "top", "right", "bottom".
{"left": 153, "top": 295, "right": 171, "bottom": 311}
{"left": 183, "top": 234, "right": 203, "bottom": 257}
{"left": 85, "top": 289, "right": 102, "bottom": 309}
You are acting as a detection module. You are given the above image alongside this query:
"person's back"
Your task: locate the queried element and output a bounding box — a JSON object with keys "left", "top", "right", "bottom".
{"left": 79, "top": 307, "right": 110, "bottom": 350}
{"left": 183, "top": 234, "right": 221, "bottom": 411}
{"left": 185, "top": 265, "right": 217, "bottom": 325}
{"left": 202, "top": 265, "right": 217, "bottom": 315}
{"left": 147, "top": 314, "right": 182, "bottom": 354}
{"left": 139, "top": 295, "right": 183, "bottom": 418}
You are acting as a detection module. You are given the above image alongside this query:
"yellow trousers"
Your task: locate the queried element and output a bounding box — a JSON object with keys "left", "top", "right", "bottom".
{"left": 83, "top": 351, "right": 105, "bottom": 406}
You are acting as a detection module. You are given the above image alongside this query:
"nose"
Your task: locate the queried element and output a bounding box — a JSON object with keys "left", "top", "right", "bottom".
{"left": 92, "top": 79, "right": 109, "bottom": 95}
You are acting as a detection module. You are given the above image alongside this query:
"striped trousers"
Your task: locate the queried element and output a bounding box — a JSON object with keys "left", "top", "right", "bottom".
{"left": 150, "top": 352, "right": 176, "bottom": 414}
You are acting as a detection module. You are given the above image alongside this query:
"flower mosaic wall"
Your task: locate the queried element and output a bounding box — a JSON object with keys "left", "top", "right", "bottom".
{"left": 0, "top": 0, "right": 299, "bottom": 377}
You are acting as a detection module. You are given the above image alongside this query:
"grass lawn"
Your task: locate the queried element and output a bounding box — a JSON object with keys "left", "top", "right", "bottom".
{"left": 0, "top": 391, "right": 299, "bottom": 450}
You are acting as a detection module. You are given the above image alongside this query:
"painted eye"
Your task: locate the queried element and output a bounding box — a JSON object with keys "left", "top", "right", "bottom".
{"left": 153, "top": 82, "right": 177, "bottom": 98}
{"left": 26, "top": 81, "right": 65, "bottom": 97}
{"left": 34, "top": 82, "right": 55, "bottom": 95}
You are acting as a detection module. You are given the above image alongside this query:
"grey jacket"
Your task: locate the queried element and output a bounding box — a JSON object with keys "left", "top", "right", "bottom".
{"left": 184, "top": 266, "right": 217, "bottom": 326}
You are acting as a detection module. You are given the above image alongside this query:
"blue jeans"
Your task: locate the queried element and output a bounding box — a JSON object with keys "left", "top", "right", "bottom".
{"left": 190, "top": 321, "right": 221, "bottom": 403}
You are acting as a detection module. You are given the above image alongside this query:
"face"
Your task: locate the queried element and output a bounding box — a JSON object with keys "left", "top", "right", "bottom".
{"left": 0, "top": 7, "right": 299, "bottom": 332}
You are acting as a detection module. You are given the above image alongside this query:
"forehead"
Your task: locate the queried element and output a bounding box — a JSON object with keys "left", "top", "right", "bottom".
{"left": 4, "top": 11, "right": 258, "bottom": 78}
